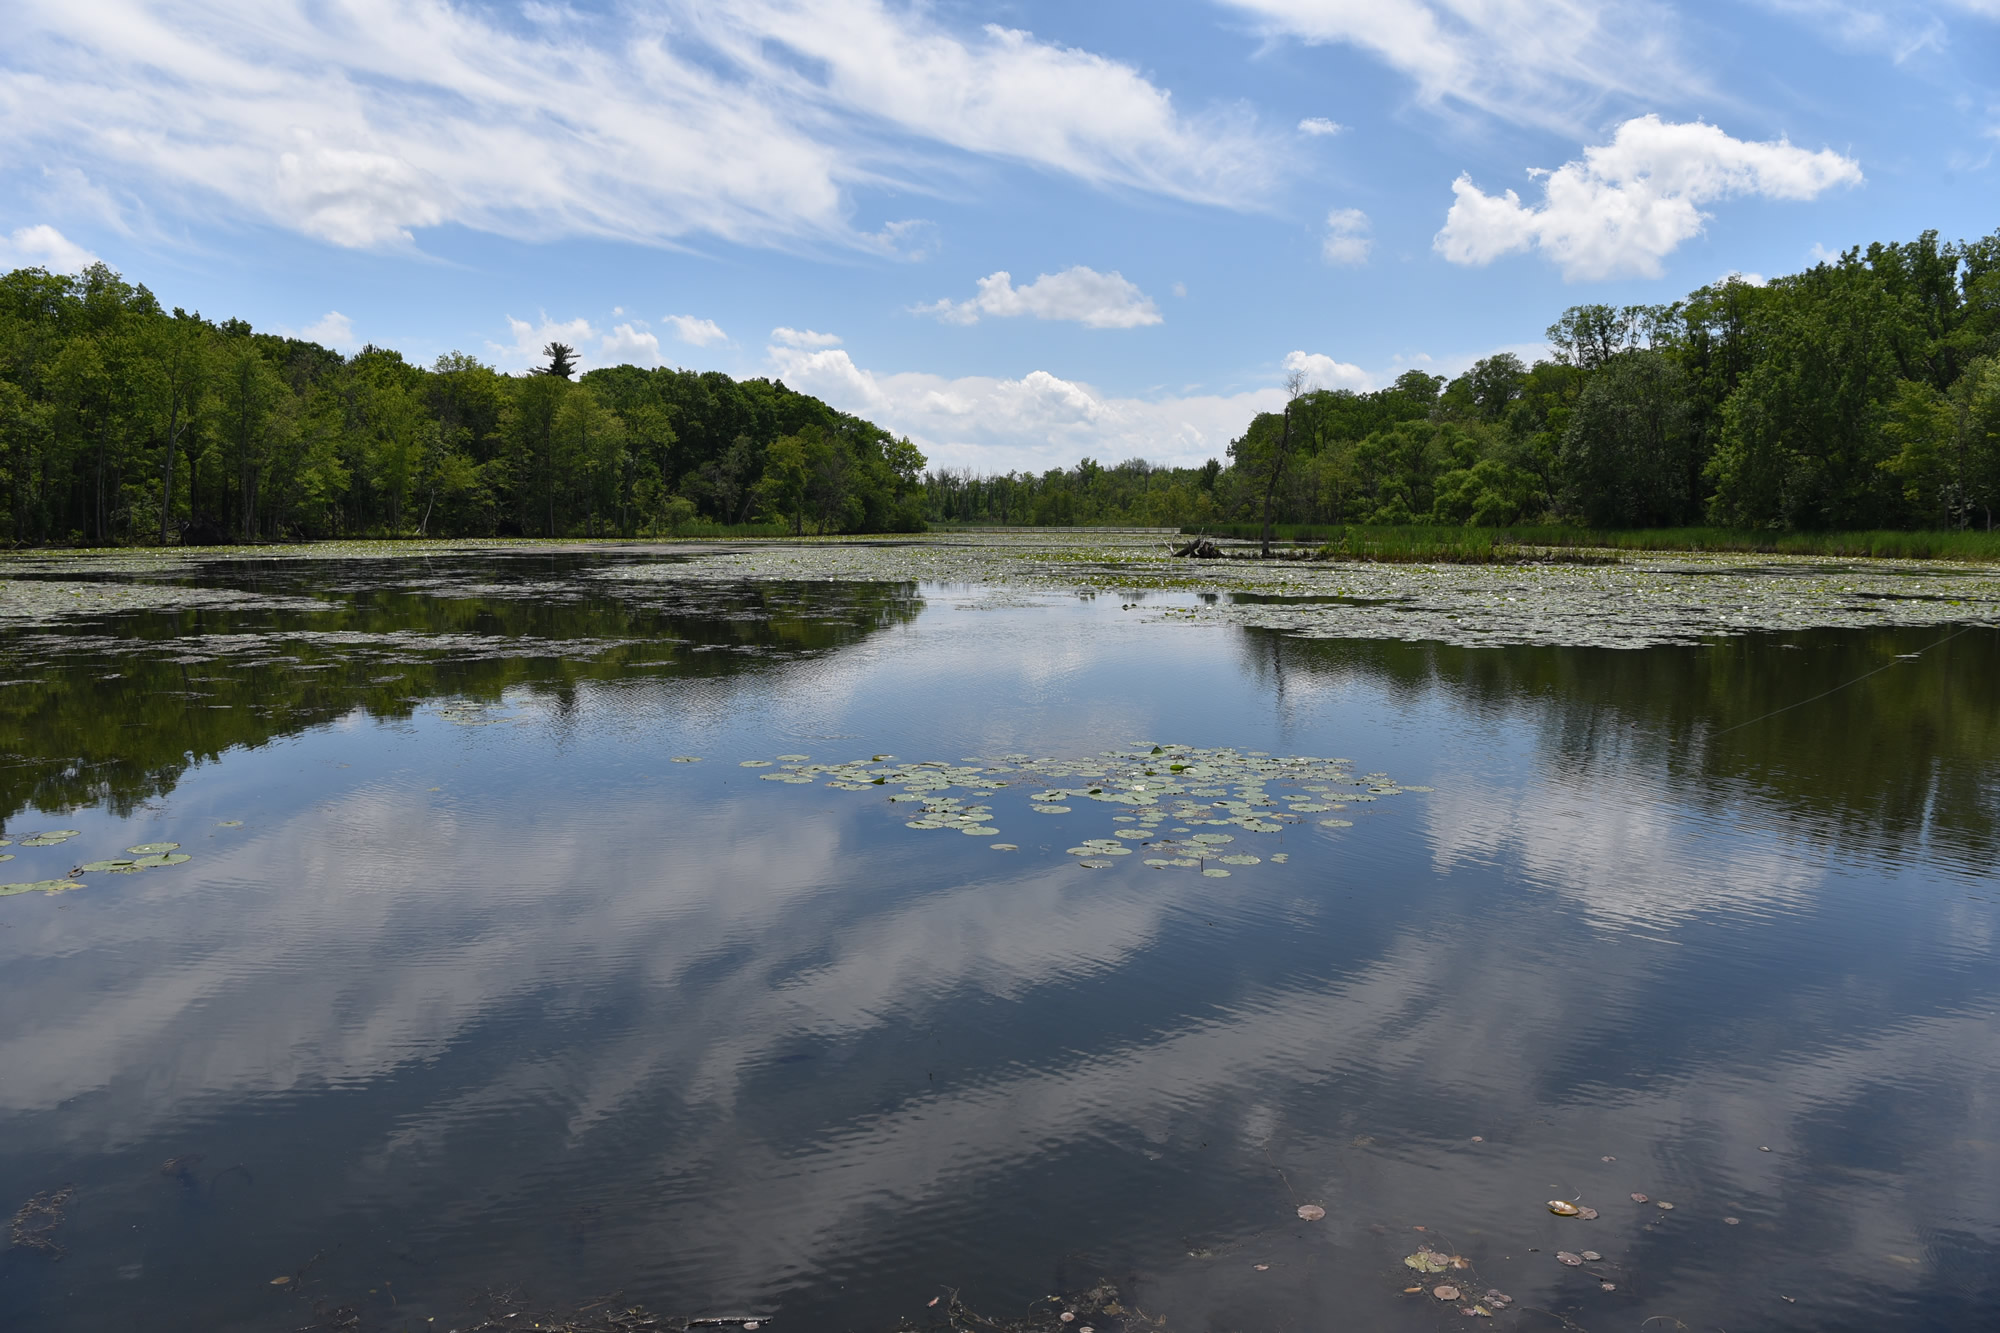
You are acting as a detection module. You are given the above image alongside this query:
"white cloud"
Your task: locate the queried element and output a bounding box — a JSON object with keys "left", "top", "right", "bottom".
{"left": 1321, "top": 207, "right": 1372, "bottom": 264}
{"left": 763, "top": 340, "right": 1386, "bottom": 470}
{"left": 917, "top": 266, "right": 1163, "bottom": 329}
{"left": 0, "top": 1, "right": 1280, "bottom": 254}
{"left": 601, "top": 322, "right": 665, "bottom": 366}
{"left": 771, "top": 327, "right": 844, "bottom": 348}
{"left": 1220, "top": 0, "right": 1701, "bottom": 130}
{"left": 0, "top": 222, "right": 98, "bottom": 273}
{"left": 1433, "top": 115, "right": 1864, "bottom": 280}
{"left": 665, "top": 315, "right": 729, "bottom": 347}
{"left": 298, "top": 310, "right": 357, "bottom": 350}
{"left": 1298, "top": 116, "right": 1343, "bottom": 136}
{"left": 487, "top": 314, "right": 597, "bottom": 373}
{"left": 1281, "top": 349, "right": 1373, "bottom": 391}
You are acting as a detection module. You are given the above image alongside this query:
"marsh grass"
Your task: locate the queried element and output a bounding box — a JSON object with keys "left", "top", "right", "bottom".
{"left": 1182, "top": 523, "right": 2000, "bottom": 563}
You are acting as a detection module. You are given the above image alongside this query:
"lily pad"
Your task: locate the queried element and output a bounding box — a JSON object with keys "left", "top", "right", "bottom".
{"left": 1318, "top": 818, "right": 1354, "bottom": 828}
{"left": 1404, "top": 1250, "right": 1450, "bottom": 1274}
{"left": 133, "top": 853, "right": 191, "bottom": 868}
{"left": 80, "top": 860, "right": 139, "bottom": 873}
{"left": 125, "top": 843, "right": 181, "bottom": 855}
{"left": 0, "top": 879, "right": 83, "bottom": 897}
{"left": 1556, "top": 1251, "right": 1583, "bottom": 1267}
{"left": 1201, "top": 867, "right": 1231, "bottom": 877}
{"left": 1433, "top": 1285, "right": 1460, "bottom": 1302}
{"left": 1296, "top": 1204, "right": 1325, "bottom": 1221}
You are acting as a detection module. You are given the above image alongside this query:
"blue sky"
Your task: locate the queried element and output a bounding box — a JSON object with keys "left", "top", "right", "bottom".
{"left": 4, "top": 1, "right": 1997, "bottom": 471}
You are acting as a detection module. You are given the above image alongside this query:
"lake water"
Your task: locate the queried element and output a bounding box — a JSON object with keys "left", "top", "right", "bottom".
{"left": 1, "top": 548, "right": 1996, "bottom": 1332}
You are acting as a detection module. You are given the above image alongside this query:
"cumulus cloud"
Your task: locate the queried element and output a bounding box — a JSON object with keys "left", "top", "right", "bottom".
{"left": 298, "top": 310, "right": 357, "bottom": 351}
{"left": 1220, "top": 0, "right": 1701, "bottom": 129}
{"left": 0, "top": 1, "right": 1280, "bottom": 254}
{"left": 1298, "top": 116, "right": 1343, "bottom": 136}
{"left": 771, "top": 327, "right": 844, "bottom": 348}
{"left": 665, "top": 315, "right": 729, "bottom": 347}
{"left": 601, "top": 322, "right": 665, "bottom": 366}
{"left": 1433, "top": 115, "right": 1863, "bottom": 280}
{"left": 488, "top": 314, "right": 596, "bottom": 372}
{"left": 0, "top": 223, "right": 98, "bottom": 273}
{"left": 1281, "top": 349, "right": 1372, "bottom": 391}
{"left": 1321, "top": 207, "right": 1372, "bottom": 264}
{"left": 763, "top": 340, "right": 1384, "bottom": 470}
{"left": 917, "top": 266, "right": 1163, "bottom": 329}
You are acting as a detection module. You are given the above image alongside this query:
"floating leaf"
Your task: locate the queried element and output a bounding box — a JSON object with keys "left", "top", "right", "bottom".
{"left": 133, "top": 853, "right": 191, "bottom": 868}
{"left": 1319, "top": 818, "right": 1354, "bottom": 828}
{"left": 671, "top": 756, "right": 702, "bottom": 763}
{"left": 990, "top": 843, "right": 1018, "bottom": 851}
{"left": 1655, "top": 1200, "right": 1673, "bottom": 1210}
{"left": 270, "top": 1276, "right": 291, "bottom": 1286}
{"left": 123, "top": 841, "right": 180, "bottom": 856}
{"left": 80, "top": 860, "right": 139, "bottom": 873}
{"left": 1629, "top": 1193, "right": 1648, "bottom": 1203}
{"left": 1580, "top": 1250, "right": 1602, "bottom": 1262}
{"left": 1432, "top": 1285, "right": 1460, "bottom": 1302}
{"left": 0, "top": 879, "right": 83, "bottom": 897}
{"left": 1724, "top": 1217, "right": 1740, "bottom": 1226}
{"left": 1202, "top": 868, "right": 1231, "bottom": 877}
{"left": 1296, "top": 1204, "right": 1325, "bottom": 1221}
{"left": 218, "top": 820, "right": 243, "bottom": 827}
{"left": 1404, "top": 1250, "right": 1450, "bottom": 1274}
{"left": 1548, "top": 1200, "right": 1580, "bottom": 1216}
{"left": 1600, "top": 1282, "right": 1616, "bottom": 1291}
{"left": 1556, "top": 1252, "right": 1583, "bottom": 1266}
{"left": 1577, "top": 1206, "right": 1599, "bottom": 1220}
{"left": 739, "top": 760, "right": 772, "bottom": 768}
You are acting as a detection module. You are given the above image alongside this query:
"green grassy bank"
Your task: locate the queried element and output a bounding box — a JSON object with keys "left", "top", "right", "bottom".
{"left": 1179, "top": 523, "right": 2000, "bottom": 563}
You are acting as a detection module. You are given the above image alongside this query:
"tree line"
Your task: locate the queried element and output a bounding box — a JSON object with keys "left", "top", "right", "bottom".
{"left": 922, "top": 227, "right": 2000, "bottom": 535}
{"left": 5, "top": 225, "right": 1996, "bottom": 547}
{"left": 0, "top": 267, "right": 926, "bottom": 545}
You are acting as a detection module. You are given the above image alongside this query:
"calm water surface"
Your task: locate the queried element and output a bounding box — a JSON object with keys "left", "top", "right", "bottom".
{"left": 0, "top": 552, "right": 1995, "bottom": 1332}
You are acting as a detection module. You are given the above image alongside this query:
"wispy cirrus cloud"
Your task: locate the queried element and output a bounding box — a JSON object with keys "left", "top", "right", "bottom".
{"left": 1217, "top": 0, "right": 1701, "bottom": 129}
{"left": 0, "top": 1, "right": 1283, "bottom": 256}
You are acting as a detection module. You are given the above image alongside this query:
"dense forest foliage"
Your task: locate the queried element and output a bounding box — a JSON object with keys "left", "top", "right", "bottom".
{"left": 925, "top": 228, "right": 2000, "bottom": 533}
{"left": 0, "top": 266, "right": 925, "bottom": 544}
{"left": 3, "top": 225, "right": 1996, "bottom": 546}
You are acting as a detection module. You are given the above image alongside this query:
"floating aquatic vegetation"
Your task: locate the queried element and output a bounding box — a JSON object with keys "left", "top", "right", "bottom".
{"left": 125, "top": 842, "right": 179, "bottom": 855}
{"left": 17, "top": 830, "right": 80, "bottom": 847}
{"left": 739, "top": 741, "right": 1429, "bottom": 881}
{"left": 596, "top": 529, "right": 2000, "bottom": 649}
{"left": 9, "top": 1184, "right": 75, "bottom": 1256}
{"left": 0, "top": 879, "right": 83, "bottom": 897}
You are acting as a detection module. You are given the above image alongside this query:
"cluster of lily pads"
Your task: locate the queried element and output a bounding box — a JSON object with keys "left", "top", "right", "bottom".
{"left": 0, "top": 827, "right": 213, "bottom": 898}
{"left": 735, "top": 742, "right": 1429, "bottom": 874}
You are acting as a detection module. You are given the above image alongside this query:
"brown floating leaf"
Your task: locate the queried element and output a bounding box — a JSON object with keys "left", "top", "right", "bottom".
{"left": 1577, "top": 1206, "right": 1599, "bottom": 1220}
{"left": 1629, "top": 1192, "right": 1649, "bottom": 1203}
{"left": 1580, "top": 1251, "right": 1602, "bottom": 1262}
{"left": 270, "top": 1277, "right": 291, "bottom": 1286}
{"left": 1548, "top": 1200, "right": 1580, "bottom": 1216}
{"left": 1405, "top": 1250, "right": 1451, "bottom": 1274}
{"left": 1724, "top": 1217, "right": 1741, "bottom": 1226}
{"left": 1296, "top": 1203, "right": 1326, "bottom": 1221}
{"left": 1656, "top": 1200, "right": 1674, "bottom": 1210}
{"left": 1059, "top": 1314, "right": 1075, "bottom": 1324}
{"left": 1484, "top": 1291, "right": 1512, "bottom": 1307}
{"left": 1468, "top": 1305, "right": 1494, "bottom": 1318}
{"left": 1601, "top": 1155, "right": 1616, "bottom": 1162}
{"left": 1600, "top": 1282, "right": 1616, "bottom": 1292}
{"left": 1470, "top": 1135, "right": 1483, "bottom": 1142}
{"left": 1433, "top": 1285, "right": 1461, "bottom": 1302}
{"left": 1404, "top": 1287, "right": 1423, "bottom": 1295}
{"left": 1556, "top": 1252, "right": 1583, "bottom": 1267}
{"left": 1254, "top": 1264, "right": 1269, "bottom": 1272}
{"left": 1451, "top": 1255, "right": 1470, "bottom": 1270}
